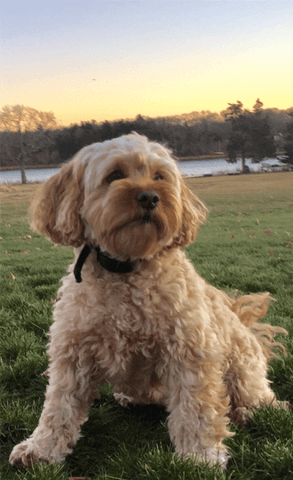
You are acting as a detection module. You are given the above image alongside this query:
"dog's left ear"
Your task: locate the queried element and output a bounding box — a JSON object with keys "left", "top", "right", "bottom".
{"left": 174, "top": 180, "right": 208, "bottom": 247}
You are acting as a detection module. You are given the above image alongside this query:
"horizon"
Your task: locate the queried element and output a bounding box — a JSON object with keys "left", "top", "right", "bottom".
{"left": 43, "top": 103, "right": 293, "bottom": 129}
{"left": 1, "top": 1, "right": 293, "bottom": 127}
{"left": 1, "top": 103, "right": 293, "bottom": 131}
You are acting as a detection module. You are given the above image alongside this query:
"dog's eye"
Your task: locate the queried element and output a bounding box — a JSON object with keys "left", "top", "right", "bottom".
{"left": 106, "top": 169, "right": 125, "bottom": 184}
{"left": 154, "top": 173, "right": 163, "bottom": 181}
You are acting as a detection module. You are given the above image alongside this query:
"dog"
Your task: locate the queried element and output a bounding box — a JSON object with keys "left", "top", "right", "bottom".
{"left": 10, "top": 133, "right": 288, "bottom": 469}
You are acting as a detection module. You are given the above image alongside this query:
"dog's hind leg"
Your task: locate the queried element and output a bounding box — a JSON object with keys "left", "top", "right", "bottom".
{"left": 224, "top": 330, "right": 279, "bottom": 427}
{"left": 166, "top": 361, "right": 232, "bottom": 468}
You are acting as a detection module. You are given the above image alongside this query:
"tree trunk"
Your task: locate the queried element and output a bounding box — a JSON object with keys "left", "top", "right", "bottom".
{"left": 18, "top": 132, "right": 28, "bottom": 184}
{"left": 242, "top": 154, "right": 245, "bottom": 173}
{"left": 18, "top": 152, "right": 27, "bottom": 184}
{"left": 20, "top": 166, "right": 27, "bottom": 184}
{"left": 241, "top": 154, "right": 251, "bottom": 174}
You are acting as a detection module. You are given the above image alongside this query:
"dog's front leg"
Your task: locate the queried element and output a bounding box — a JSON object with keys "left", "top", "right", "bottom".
{"left": 166, "top": 362, "right": 232, "bottom": 469}
{"left": 9, "top": 353, "right": 100, "bottom": 467}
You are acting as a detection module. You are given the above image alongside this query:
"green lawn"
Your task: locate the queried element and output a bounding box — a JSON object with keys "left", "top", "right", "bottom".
{"left": 1, "top": 173, "right": 293, "bottom": 480}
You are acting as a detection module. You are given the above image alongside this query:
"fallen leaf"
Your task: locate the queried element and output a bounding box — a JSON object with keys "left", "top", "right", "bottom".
{"left": 69, "top": 477, "right": 90, "bottom": 480}
{"left": 22, "top": 250, "right": 29, "bottom": 254}
{"left": 264, "top": 229, "right": 272, "bottom": 235}
{"left": 256, "top": 219, "right": 259, "bottom": 225}
{"left": 232, "top": 233, "right": 234, "bottom": 239}
{"left": 269, "top": 252, "right": 274, "bottom": 256}
{"left": 10, "top": 273, "right": 16, "bottom": 280}
{"left": 285, "top": 241, "right": 292, "bottom": 247}
{"left": 286, "top": 231, "right": 291, "bottom": 236}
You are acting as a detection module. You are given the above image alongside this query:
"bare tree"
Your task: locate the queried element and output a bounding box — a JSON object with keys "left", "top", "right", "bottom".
{"left": 0, "top": 105, "right": 57, "bottom": 183}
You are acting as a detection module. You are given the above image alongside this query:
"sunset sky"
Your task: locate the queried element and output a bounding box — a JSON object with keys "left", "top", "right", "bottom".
{"left": 1, "top": 0, "right": 292, "bottom": 127}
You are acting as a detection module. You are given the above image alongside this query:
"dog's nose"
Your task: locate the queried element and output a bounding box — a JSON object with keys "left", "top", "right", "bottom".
{"left": 137, "top": 190, "right": 159, "bottom": 210}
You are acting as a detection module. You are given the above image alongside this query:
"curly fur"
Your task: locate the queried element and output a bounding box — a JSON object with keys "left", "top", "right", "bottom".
{"left": 10, "top": 133, "right": 288, "bottom": 469}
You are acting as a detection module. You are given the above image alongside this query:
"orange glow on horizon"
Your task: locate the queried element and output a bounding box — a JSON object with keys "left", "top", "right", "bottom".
{"left": 1, "top": 3, "right": 292, "bottom": 127}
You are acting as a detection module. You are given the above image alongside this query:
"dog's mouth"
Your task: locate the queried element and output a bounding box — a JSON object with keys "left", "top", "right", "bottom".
{"left": 132, "top": 212, "right": 153, "bottom": 224}
{"left": 141, "top": 213, "right": 151, "bottom": 224}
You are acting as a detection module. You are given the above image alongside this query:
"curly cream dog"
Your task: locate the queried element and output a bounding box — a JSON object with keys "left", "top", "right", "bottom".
{"left": 10, "top": 133, "right": 287, "bottom": 468}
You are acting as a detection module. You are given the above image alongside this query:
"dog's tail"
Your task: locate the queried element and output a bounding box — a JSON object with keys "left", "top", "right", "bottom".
{"left": 230, "top": 292, "right": 288, "bottom": 360}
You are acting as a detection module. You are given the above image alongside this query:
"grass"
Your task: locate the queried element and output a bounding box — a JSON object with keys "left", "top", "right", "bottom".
{"left": 0, "top": 172, "right": 293, "bottom": 480}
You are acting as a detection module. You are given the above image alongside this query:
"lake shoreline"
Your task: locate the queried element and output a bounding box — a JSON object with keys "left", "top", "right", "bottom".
{"left": 1, "top": 157, "right": 290, "bottom": 184}
{"left": 0, "top": 155, "right": 228, "bottom": 172}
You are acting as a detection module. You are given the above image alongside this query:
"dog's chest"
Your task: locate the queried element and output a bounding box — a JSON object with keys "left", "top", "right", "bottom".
{"left": 75, "top": 278, "right": 175, "bottom": 384}
{"left": 77, "top": 273, "right": 180, "bottom": 363}
{"left": 95, "top": 276, "right": 175, "bottom": 338}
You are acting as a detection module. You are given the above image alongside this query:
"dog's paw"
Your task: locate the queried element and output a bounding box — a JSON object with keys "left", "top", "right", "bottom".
{"left": 230, "top": 406, "right": 253, "bottom": 427}
{"left": 184, "top": 448, "right": 229, "bottom": 470}
{"left": 9, "top": 441, "right": 49, "bottom": 467}
{"left": 276, "top": 400, "right": 293, "bottom": 410}
{"left": 113, "top": 392, "right": 134, "bottom": 407}
{"left": 206, "top": 447, "right": 229, "bottom": 469}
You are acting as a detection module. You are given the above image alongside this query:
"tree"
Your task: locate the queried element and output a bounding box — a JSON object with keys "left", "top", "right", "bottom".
{"left": 252, "top": 97, "right": 264, "bottom": 115}
{"left": 284, "top": 113, "right": 293, "bottom": 164}
{"left": 223, "top": 99, "right": 275, "bottom": 173}
{"left": 224, "top": 100, "right": 248, "bottom": 120}
{"left": 0, "top": 105, "right": 57, "bottom": 132}
{"left": 223, "top": 101, "right": 252, "bottom": 172}
{"left": 249, "top": 115, "right": 275, "bottom": 162}
{"left": 0, "top": 105, "right": 57, "bottom": 183}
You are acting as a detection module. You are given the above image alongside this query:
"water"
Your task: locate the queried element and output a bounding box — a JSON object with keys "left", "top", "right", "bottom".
{"left": 0, "top": 158, "right": 284, "bottom": 184}
{"left": 0, "top": 167, "right": 60, "bottom": 184}
{"left": 178, "top": 157, "right": 284, "bottom": 176}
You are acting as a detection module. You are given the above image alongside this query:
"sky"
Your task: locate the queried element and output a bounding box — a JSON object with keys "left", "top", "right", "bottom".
{"left": 1, "top": 0, "right": 293, "bottom": 127}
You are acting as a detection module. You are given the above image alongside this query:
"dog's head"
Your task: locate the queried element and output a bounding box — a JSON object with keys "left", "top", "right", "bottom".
{"left": 31, "top": 133, "right": 207, "bottom": 260}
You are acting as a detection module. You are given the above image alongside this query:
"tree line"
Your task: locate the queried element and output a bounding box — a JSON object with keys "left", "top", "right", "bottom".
{"left": 0, "top": 101, "right": 292, "bottom": 183}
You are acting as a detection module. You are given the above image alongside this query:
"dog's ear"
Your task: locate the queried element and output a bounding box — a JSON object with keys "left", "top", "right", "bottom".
{"left": 30, "top": 159, "right": 86, "bottom": 246}
{"left": 174, "top": 180, "right": 208, "bottom": 247}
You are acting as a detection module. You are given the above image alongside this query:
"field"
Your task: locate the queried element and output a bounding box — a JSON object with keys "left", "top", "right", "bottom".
{"left": 1, "top": 172, "right": 293, "bottom": 480}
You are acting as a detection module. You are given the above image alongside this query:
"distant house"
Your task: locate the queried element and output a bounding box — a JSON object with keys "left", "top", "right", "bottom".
{"left": 260, "top": 159, "right": 285, "bottom": 172}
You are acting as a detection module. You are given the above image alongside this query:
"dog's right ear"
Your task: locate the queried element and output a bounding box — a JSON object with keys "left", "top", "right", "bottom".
{"left": 30, "top": 159, "right": 86, "bottom": 246}
{"left": 174, "top": 180, "right": 208, "bottom": 248}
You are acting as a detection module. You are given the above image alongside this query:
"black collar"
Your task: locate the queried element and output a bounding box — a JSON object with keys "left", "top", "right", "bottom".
{"left": 74, "top": 245, "right": 141, "bottom": 283}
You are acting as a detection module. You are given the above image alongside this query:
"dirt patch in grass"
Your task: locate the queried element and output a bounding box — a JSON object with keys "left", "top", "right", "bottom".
{"left": 0, "top": 184, "right": 39, "bottom": 225}
{"left": 184, "top": 172, "right": 293, "bottom": 195}
{"left": 184, "top": 172, "right": 293, "bottom": 214}
{"left": 0, "top": 183, "right": 39, "bottom": 205}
